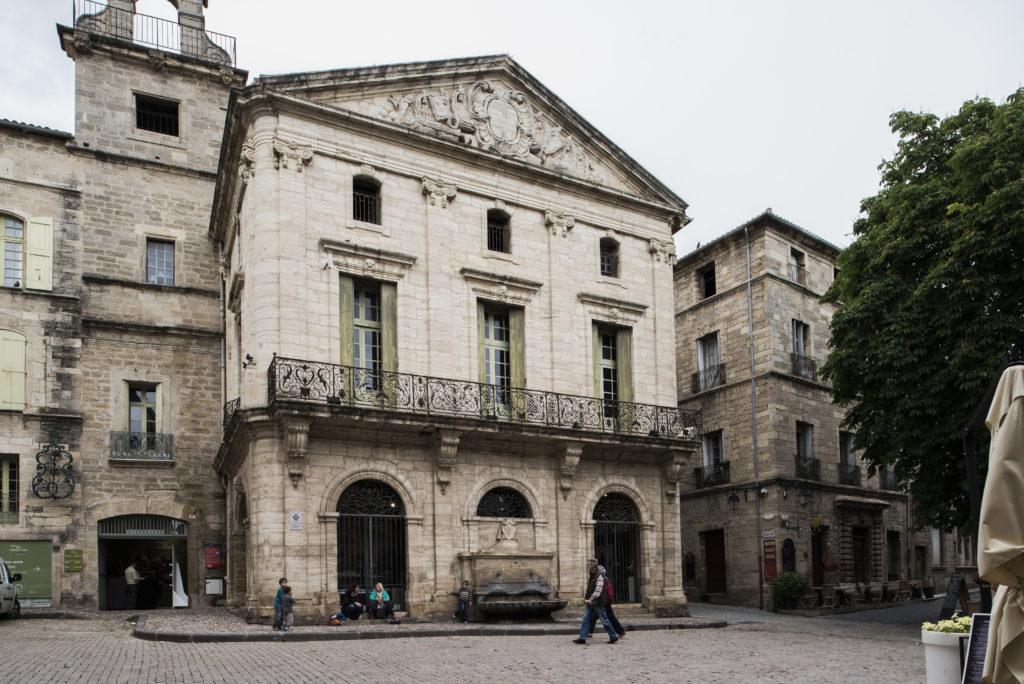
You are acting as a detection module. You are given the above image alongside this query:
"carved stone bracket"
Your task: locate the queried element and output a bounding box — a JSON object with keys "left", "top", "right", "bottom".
{"left": 545, "top": 210, "right": 575, "bottom": 238}
{"left": 147, "top": 49, "right": 166, "bottom": 71}
{"left": 272, "top": 138, "right": 314, "bottom": 172}
{"left": 663, "top": 450, "right": 688, "bottom": 498}
{"left": 356, "top": 163, "right": 384, "bottom": 184}
{"left": 282, "top": 418, "right": 312, "bottom": 487}
{"left": 239, "top": 143, "right": 256, "bottom": 182}
{"left": 72, "top": 31, "right": 92, "bottom": 53}
{"left": 422, "top": 177, "right": 457, "bottom": 208}
{"left": 649, "top": 239, "right": 676, "bottom": 265}
{"left": 558, "top": 443, "right": 583, "bottom": 501}
{"left": 434, "top": 429, "right": 463, "bottom": 494}
{"left": 218, "top": 67, "right": 235, "bottom": 86}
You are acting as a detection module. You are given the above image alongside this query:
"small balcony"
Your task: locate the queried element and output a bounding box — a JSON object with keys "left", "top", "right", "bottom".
{"left": 795, "top": 455, "right": 821, "bottom": 481}
{"left": 791, "top": 353, "right": 817, "bottom": 381}
{"left": 838, "top": 462, "right": 861, "bottom": 486}
{"left": 880, "top": 469, "right": 899, "bottom": 491}
{"left": 694, "top": 461, "right": 730, "bottom": 488}
{"left": 109, "top": 431, "right": 173, "bottom": 461}
{"left": 790, "top": 264, "right": 807, "bottom": 285}
{"left": 691, "top": 364, "right": 726, "bottom": 394}
{"left": 264, "top": 356, "right": 702, "bottom": 440}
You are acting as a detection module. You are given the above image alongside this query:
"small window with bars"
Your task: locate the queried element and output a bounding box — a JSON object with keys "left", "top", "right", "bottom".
{"left": 353, "top": 178, "right": 381, "bottom": 224}
{"left": 487, "top": 210, "right": 510, "bottom": 253}
{"left": 135, "top": 94, "right": 179, "bottom": 137}
{"left": 599, "top": 238, "right": 619, "bottom": 278}
{"left": 1, "top": 454, "right": 18, "bottom": 525}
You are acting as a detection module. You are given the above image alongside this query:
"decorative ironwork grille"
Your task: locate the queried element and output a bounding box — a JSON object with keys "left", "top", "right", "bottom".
{"left": 791, "top": 353, "right": 817, "bottom": 381}
{"left": 109, "top": 431, "right": 173, "bottom": 461}
{"left": 337, "top": 481, "right": 407, "bottom": 610}
{"left": 352, "top": 180, "right": 380, "bottom": 224}
{"left": 593, "top": 493, "right": 641, "bottom": 603}
{"left": 838, "top": 463, "right": 861, "bottom": 486}
{"left": 268, "top": 356, "right": 702, "bottom": 439}
{"left": 476, "top": 487, "right": 531, "bottom": 518}
{"left": 487, "top": 213, "right": 510, "bottom": 253}
{"left": 691, "top": 364, "right": 726, "bottom": 393}
{"left": 696, "top": 461, "right": 730, "bottom": 488}
{"left": 97, "top": 514, "right": 187, "bottom": 538}
{"left": 222, "top": 397, "right": 239, "bottom": 428}
{"left": 31, "top": 441, "right": 75, "bottom": 500}
{"left": 795, "top": 456, "right": 821, "bottom": 481}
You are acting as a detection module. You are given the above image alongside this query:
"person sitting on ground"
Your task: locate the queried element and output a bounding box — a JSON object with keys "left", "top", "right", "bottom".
{"left": 369, "top": 582, "right": 394, "bottom": 619}
{"left": 341, "top": 584, "right": 365, "bottom": 620}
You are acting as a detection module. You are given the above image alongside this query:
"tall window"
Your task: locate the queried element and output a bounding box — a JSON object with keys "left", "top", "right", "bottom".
{"left": 478, "top": 303, "right": 524, "bottom": 413}
{"left": 486, "top": 210, "right": 510, "bottom": 253}
{"left": 135, "top": 94, "right": 179, "bottom": 137}
{"left": 593, "top": 325, "right": 633, "bottom": 414}
{"left": 599, "top": 238, "right": 619, "bottom": 278}
{"left": 598, "top": 329, "right": 618, "bottom": 406}
{"left": 128, "top": 383, "right": 159, "bottom": 435}
{"left": 839, "top": 431, "right": 855, "bottom": 465}
{"left": 698, "top": 262, "right": 716, "bottom": 298}
{"left": 796, "top": 422, "right": 813, "bottom": 463}
{"left": 353, "top": 177, "right": 381, "bottom": 224}
{"left": 0, "top": 330, "right": 27, "bottom": 410}
{"left": 0, "top": 455, "right": 17, "bottom": 525}
{"left": 146, "top": 239, "right": 174, "bottom": 285}
{"left": 353, "top": 281, "right": 382, "bottom": 387}
{"left": 792, "top": 320, "right": 809, "bottom": 356}
{"left": 789, "top": 247, "right": 805, "bottom": 280}
{"left": 696, "top": 332, "right": 721, "bottom": 390}
{"left": 702, "top": 430, "right": 724, "bottom": 467}
{"left": 482, "top": 307, "right": 511, "bottom": 403}
{"left": 3, "top": 215, "right": 23, "bottom": 287}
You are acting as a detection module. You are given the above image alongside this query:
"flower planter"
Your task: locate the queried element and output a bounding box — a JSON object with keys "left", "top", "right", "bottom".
{"left": 921, "top": 630, "right": 964, "bottom": 684}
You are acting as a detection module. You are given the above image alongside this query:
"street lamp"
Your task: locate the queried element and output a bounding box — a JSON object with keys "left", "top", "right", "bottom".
{"left": 727, "top": 490, "right": 740, "bottom": 512}
{"left": 797, "top": 488, "right": 811, "bottom": 507}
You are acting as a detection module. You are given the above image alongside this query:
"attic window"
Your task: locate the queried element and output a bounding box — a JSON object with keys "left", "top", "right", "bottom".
{"left": 135, "top": 94, "right": 179, "bottom": 137}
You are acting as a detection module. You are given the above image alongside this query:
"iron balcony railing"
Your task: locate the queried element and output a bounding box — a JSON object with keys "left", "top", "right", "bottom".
{"left": 880, "top": 469, "right": 899, "bottom": 491}
{"left": 266, "top": 356, "right": 701, "bottom": 439}
{"left": 790, "top": 264, "right": 807, "bottom": 285}
{"left": 838, "top": 462, "right": 861, "bottom": 486}
{"left": 73, "top": 0, "right": 236, "bottom": 66}
{"left": 694, "top": 461, "right": 730, "bottom": 488}
{"left": 691, "top": 364, "right": 725, "bottom": 394}
{"left": 791, "top": 353, "right": 817, "bottom": 381}
{"left": 109, "top": 431, "right": 173, "bottom": 461}
{"left": 223, "top": 397, "right": 240, "bottom": 428}
{"left": 795, "top": 455, "right": 821, "bottom": 481}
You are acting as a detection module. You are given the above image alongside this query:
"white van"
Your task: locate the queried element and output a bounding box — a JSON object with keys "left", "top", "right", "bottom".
{"left": 0, "top": 558, "right": 21, "bottom": 618}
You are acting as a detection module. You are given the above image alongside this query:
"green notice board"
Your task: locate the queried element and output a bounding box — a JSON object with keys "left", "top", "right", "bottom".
{"left": 0, "top": 541, "right": 52, "bottom": 601}
{"left": 64, "top": 549, "right": 83, "bottom": 572}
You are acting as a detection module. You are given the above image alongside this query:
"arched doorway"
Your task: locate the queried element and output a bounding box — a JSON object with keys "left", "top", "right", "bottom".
{"left": 337, "top": 480, "right": 407, "bottom": 610}
{"left": 593, "top": 492, "right": 641, "bottom": 603}
{"left": 97, "top": 514, "right": 187, "bottom": 610}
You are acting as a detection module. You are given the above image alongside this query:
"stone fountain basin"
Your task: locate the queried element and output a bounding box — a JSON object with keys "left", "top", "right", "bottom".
{"left": 477, "top": 598, "right": 569, "bottom": 617}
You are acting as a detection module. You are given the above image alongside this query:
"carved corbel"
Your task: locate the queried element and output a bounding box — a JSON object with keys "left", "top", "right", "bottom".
{"left": 663, "top": 450, "right": 687, "bottom": 498}
{"left": 558, "top": 443, "right": 583, "bottom": 500}
{"left": 649, "top": 239, "right": 676, "bottom": 265}
{"left": 147, "top": 49, "right": 166, "bottom": 71}
{"left": 283, "top": 418, "right": 312, "bottom": 487}
{"left": 545, "top": 210, "right": 576, "bottom": 238}
{"left": 422, "top": 177, "right": 457, "bottom": 208}
{"left": 434, "top": 429, "right": 463, "bottom": 494}
{"left": 272, "top": 138, "right": 314, "bottom": 172}
{"left": 239, "top": 143, "right": 256, "bottom": 181}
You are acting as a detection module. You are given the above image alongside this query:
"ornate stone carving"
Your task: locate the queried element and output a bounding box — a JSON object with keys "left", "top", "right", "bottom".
{"left": 460, "top": 267, "right": 543, "bottom": 307}
{"left": 558, "top": 443, "right": 583, "bottom": 500}
{"left": 73, "top": 32, "right": 93, "bottom": 53}
{"left": 356, "top": 163, "right": 384, "bottom": 184}
{"left": 577, "top": 292, "right": 647, "bottom": 327}
{"left": 282, "top": 418, "right": 312, "bottom": 487}
{"left": 422, "top": 177, "right": 457, "bottom": 208}
{"left": 239, "top": 144, "right": 256, "bottom": 181}
{"left": 272, "top": 138, "right": 313, "bottom": 172}
{"left": 496, "top": 518, "right": 518, "bottom": 543}
{"left": 434, "top": 429, "right": 463, "bottom": 494}
{"left": 147, "top": 49, "right": 166, "bottom": 71}
{"left": 663, "top": 451, "right": 687, "bottom": 498}
{"left": 381, "top": 80, "right": 605, "bottom": 184}
{"left": 218, "top": 67, "right": 234, "bottom": 86}
{"left": 544, "top": 210, "right": 575, "bottom": 238}
{"left": 320, "top": 239, "right": 417, "bottom": 282}
{"left": 649, "top": 239, "right": 676, "bottom": 265}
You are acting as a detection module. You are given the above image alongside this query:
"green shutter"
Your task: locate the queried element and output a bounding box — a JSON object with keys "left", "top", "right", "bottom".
{"left": 0, "top": 331, "right": 27, "bottom": 410}
{"left": 381, "top": 281, "right": 397, "bottom": 373}
{"left": 477, "top": 301, "right": 487, "bottom": 385}
{"left": 121, "top": 380, "right": 131, "bottom": 430}
{"left": 509, "top": 307, "right": 525, "bottom": 390}
{"left": 616, "top": 327, "right": 633, "bottom": 404}
{"left": 339, "top": 275, "right": 354, "bottom": 367}
{"left": 592, "top": 322, "right": 601, "bottom": 398}
{"left": 25, "top": 217, "right": 53, "bottom": 291}
{"left": 154, "top": 383, "right": 163, "bottom": 432}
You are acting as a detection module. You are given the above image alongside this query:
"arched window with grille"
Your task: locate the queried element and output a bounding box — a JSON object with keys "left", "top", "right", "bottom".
{"left": 476, "top": 486, "right": 531, "bottom": 518}
{"left": 336, "top": 480, "right": 407, "bottom": 609}
{"left": 486, "top": 209, "right": 510, "bottom": 253}
{"left": 593, "top": 492, "right": 641, "bottom": 603}
{"left": 352, "top": 177, "right": 381, "bottom": 224}
{"left": 599, "top": 238, "right": 619, "bottom": 278}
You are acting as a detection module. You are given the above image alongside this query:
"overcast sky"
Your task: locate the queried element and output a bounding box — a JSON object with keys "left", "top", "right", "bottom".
{"left": 1, "top": 0, "right": 1022, "bottom": 256}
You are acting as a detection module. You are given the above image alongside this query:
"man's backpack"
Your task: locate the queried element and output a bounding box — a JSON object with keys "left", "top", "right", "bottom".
{"left": 602, "top": 576, "right": 614, "bottom": 603}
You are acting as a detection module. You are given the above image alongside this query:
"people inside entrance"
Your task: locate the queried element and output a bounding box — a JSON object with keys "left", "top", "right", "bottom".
{"left": 368, "top": 582, "right": 394, "bottom": 619}
{"left": 124, "top": 560, "right": 140, "bottom": 610}
{"left": 341, "top": 584, "right": 365, "bottom": 620}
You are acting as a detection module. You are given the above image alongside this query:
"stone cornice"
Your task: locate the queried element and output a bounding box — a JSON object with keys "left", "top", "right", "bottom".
{"left": 460, "top": 267, "right": 543, "bottom": 306}
{"left": 319, "top": 239, "right": 417, "bottom": 281}
{"left": 66, "top": 144, "right": 219, "bottom": 180}
{"left": 82, "top": 273, "right": 220, "bottom": 299}
{"left": 577, "top": 292, "right": 648, "bottom": 326}
{"left": 81, "top": 317, "right": 221, "bottom": 339}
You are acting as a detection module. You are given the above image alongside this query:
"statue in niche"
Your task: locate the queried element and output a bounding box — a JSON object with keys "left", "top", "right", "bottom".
{"left": 496, "top": 518, "right": 518, "bottom": 544}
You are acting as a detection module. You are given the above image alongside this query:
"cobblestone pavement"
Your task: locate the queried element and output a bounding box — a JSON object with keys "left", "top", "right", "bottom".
{"left": 0, "top": 603, "right": 930, "bottom": 683}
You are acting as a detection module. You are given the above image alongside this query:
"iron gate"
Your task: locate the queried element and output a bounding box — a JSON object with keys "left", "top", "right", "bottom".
{"left": 593, "top": 493, "right": 641, "bottom": 603}
{"left": 337, "top": 481, "right": 407, "bottom": 610}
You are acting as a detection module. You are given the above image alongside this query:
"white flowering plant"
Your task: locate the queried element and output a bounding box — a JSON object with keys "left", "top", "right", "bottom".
{"left": 922, "top": 614, "right": 972, "bottom": 633}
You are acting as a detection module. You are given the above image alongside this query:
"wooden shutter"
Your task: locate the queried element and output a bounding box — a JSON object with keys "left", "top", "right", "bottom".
{"left": 509, "top": 307, "right": 525, "bottom": 390}
{"left": 616, "top": 327, "right": 633, "bottom": 403}
{"left": 25, "top": 217, "right": 53, "bottom": 291}
{"left": 380, "top": 281, "right": 397, "bottom": 373}
{"left": 339, "top": 275, "right": 354, "bottom": 367}
{"left": 0, "top": 331, "right": 26, "bottom": 410}
{"left": 477, "top": 301, "right": 487, "bottom": 385}
{"left": 592, "top": 322, "right": 602, "bottom": 398}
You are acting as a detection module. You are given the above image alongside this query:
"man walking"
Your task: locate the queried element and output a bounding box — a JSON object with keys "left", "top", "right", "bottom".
{"left": 124, "top": 560, "right": 140, "bottom": 610}
{"left": 573, "top": 557, "right": 618, "bottom": 644}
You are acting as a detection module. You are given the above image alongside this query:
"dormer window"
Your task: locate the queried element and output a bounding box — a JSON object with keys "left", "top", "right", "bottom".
{"left": 487, "top": 210, "right": 510, "bottom": 253}
{"left": 599, "top": 238, "right": 619, "bottom": 278}
{"left": 353, "top": 177, "right": 381, "bottom": 225}
{"left": 135, "top": 94, "right": 179, "bottom": 137}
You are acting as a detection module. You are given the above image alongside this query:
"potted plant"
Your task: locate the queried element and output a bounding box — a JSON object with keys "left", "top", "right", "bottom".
{"left": 770, "top": 570, "right": 810, "bottom": 611}
{"left": 921, "top": 614, "right": 971, "bottom": 684}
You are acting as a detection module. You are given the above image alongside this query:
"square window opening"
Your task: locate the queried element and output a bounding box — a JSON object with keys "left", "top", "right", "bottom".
{"left": 135, "top": 94, "right": 179, "bottom": 137}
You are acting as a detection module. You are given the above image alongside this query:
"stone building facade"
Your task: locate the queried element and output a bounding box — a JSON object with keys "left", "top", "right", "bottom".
{"left": 674, "top": 212, "right": 911, "bottom": 607}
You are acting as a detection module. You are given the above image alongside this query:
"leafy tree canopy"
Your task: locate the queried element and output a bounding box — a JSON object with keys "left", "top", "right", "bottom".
{"left": 821, "top": 88, "right": 1024, "bottom": 532}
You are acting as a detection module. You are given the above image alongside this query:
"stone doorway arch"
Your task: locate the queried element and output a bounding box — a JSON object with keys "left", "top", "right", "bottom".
{"left": 592, "top": 492, "right": 641, "bottom": 603}
{"left": 336, "top": 480, "right": 408, "bottom": 610}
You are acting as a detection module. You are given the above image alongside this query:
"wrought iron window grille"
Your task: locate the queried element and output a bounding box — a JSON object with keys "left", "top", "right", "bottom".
{"left": 791, "top": 353, "right": 817, "bottom": 381}
{"left": 109, "top": 431, "right": 173, "bottom": 461}
{"left": 476, "top": 487, "right": 531, "bottom": 518}
{"left": 31, "top": 437, "right": 75, "bottom": 500}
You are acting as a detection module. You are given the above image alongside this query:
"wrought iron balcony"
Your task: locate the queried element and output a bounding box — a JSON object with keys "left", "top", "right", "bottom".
{"left": 691, "top": 364, "right": 726, "bottom": 394}
{"left": 74, "top": 0, "right": 236, "bottom": 66}
{"left": 109, "top": 431, "right": 173, "bottom": 461}
{"left": 790, "top": 264, "right": 807, "bottom": 285}
{"left": 223, "top": 397, "right": 239, "bottom": 428}
{"left": 838, "top": 462, "right": 861, "bottom": 486}
{"left": 880, "top": 469, "right": 899, "bottom": 491}
{"left": 694, "top": 461, "right": 730, "bottom": 488}
{"left": 794, "top": 455, "right": 821, "bottom": 481}
{"left": 267, "top": 356, "right": 701, "bottom": 439}
{"left": 791, "top": 353, "right": 817, "bottom": 381}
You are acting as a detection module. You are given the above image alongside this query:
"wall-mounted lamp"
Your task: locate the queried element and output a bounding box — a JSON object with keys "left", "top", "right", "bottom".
{"left": 727, "top": 490, "right": 740, "bottom": 512}
{"left": 783, "top": 487, "right": 789, "bottom": 499}
{"left": 243, "top": 353, "right": 255, "bottom": 369}
{"left": 797, "top": 488, "right": 812, "bottom": 507}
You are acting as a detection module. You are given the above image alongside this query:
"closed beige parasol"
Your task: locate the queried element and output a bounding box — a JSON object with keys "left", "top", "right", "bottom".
{"left": 979, "top": 363, "right": 1024, "bottom": 684}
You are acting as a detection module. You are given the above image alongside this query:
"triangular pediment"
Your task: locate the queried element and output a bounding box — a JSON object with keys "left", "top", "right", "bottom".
{"left": 255, "top": 56, "right": 686, "bottom": 209}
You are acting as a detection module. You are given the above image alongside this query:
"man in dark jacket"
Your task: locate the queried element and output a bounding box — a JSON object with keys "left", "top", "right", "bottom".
{"left": 573, "top": 557, "right": 618, "bottom": 644}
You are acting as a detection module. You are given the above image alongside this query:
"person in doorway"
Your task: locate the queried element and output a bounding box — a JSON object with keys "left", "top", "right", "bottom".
{"left": 587, "top": 565, "right": 626, "bottom": 639}
{"left": 272, "top": 577, "right": 288, "bottom": 630}
{"left": 573, "top": 557, "right": 618, "bottom": 644}
{"left": 341, "top": 584, "right": 365, "bottom": 620}
{"left": 124, "top": 560, "right": 140, "bottom": 610}
{"left": 369, "top": 582, "right": 394, "bottom": 619}
{"left": 451, "top": 580, "right": 471, "bottom": 623}
{"left": 281, "top": 585, "right": 295, "bottom": 632}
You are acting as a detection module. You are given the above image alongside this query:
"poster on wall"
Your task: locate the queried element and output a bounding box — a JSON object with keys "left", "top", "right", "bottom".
{"left": 0, "top": 541, "right": 52, "bottom": 607}
{"left": 204, "top": 544, "right": 221, "bottom": 569}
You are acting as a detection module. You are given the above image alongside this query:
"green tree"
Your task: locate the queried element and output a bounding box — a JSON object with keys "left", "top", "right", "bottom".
{"left": 821, "top": 88, "right": 1024, "bottom": 532}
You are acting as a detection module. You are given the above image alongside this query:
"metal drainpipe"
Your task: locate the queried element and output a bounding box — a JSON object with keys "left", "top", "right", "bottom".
{"left": 745, "top": 227, "right": 764, "bottom": 610}
{"left": 218, "top": 241, "right": 229, "bottom": 601}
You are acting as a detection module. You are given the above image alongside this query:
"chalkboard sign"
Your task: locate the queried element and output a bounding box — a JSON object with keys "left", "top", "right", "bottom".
{"left": 939, "top": 571, "right": 966, "bottom": 620}
{"left": 961, "top": 612, "right": 990, "bottom": 684}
